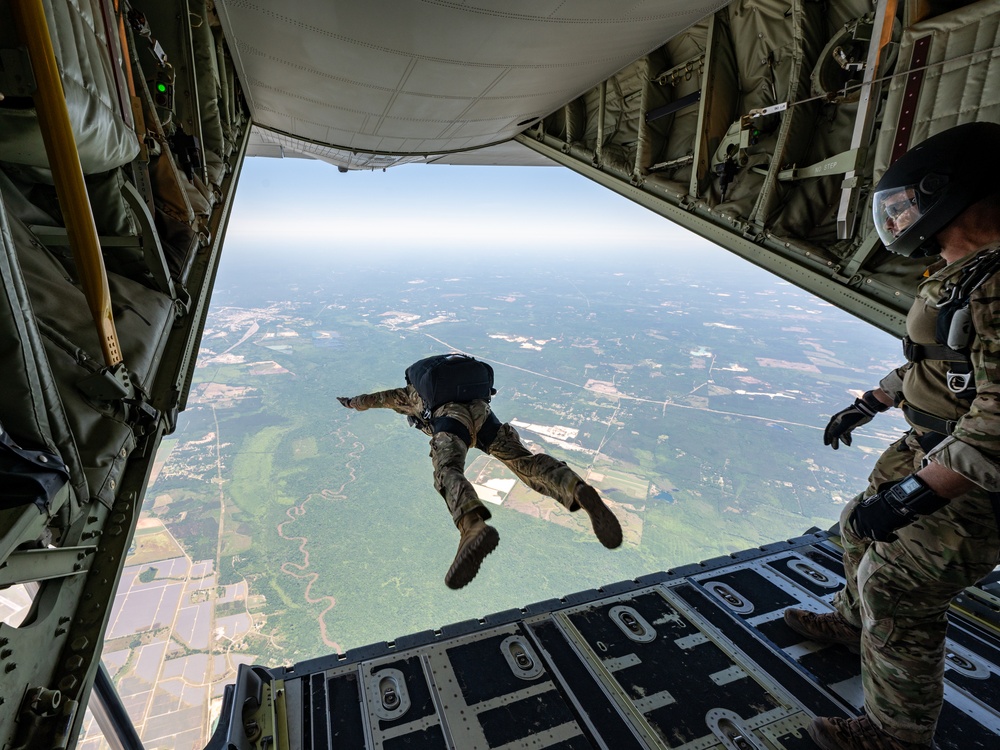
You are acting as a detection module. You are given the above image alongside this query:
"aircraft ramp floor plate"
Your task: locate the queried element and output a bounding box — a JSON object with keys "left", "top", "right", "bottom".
{"left": 207, "top": 532, "right": 1000, "bottom": 749}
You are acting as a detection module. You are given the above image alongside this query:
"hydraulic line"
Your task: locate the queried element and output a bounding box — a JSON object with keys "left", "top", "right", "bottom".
{"left": 10, "top": 0, "right": 124, "bottom": 366}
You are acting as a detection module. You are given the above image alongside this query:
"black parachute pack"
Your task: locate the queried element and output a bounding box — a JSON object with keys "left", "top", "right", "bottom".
{"left": 405, "top": 354, "right": 496, "bottom": 419}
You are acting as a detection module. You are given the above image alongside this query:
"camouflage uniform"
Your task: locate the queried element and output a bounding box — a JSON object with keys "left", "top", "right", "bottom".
{"left": 833, "top": 245, "right": 1000, "bottom": 744}
{"left": 348, "top": 385, "right": 585, "bottom": 525}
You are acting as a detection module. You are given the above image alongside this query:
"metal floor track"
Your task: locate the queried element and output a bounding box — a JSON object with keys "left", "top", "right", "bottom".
{"left": 207, "top": 532, "right": 1000, "bottom": 749}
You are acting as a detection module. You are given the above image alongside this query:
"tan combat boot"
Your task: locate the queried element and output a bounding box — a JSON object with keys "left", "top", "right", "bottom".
{"left": 808, "top": 716, "right": 936, "bottom": 750}
{"left": 784, "top": 608, "right": 861, "bottom": 653}
{"left": 444, "top": 511, "right": 500, "bottom": 590}
{"left": 574, "top": 484, "right": 622, "bottom": 549}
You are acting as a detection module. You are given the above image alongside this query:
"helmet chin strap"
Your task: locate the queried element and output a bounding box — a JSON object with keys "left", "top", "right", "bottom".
{"left": 913, "top": 236, "right": 941, "bottom": 258}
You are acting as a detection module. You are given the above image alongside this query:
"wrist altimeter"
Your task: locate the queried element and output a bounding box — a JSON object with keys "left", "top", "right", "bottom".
{"left": 872, "top": 474, "right": 949, "bottom": 518}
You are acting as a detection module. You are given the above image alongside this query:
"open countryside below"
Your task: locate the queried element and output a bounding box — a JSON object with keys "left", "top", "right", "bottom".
{"left": 80, "top": 247, "right": 907, "bottom": 748}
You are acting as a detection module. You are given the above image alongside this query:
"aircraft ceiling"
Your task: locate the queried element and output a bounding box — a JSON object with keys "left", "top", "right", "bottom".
{"left": 217, "top": 0, "right": 728, "bottom": 168}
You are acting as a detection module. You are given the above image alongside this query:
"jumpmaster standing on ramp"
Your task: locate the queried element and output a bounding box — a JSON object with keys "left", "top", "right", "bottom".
{"left": 786, "top": 122, "right": 1000, "bottom": 750}
{"left": 338, "top": 353, "right": 622, "bottom": 589}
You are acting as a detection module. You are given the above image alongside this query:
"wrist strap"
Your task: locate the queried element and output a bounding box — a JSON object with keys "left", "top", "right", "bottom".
{"left": 861, "top": 390, "right": 889, "bottom": 414}
{"left": 884, "top": 474, "right": 949, "bottom": 516}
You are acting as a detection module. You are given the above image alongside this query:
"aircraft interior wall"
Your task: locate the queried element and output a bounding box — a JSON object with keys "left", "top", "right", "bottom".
{"left": 0, "top": 0, "right": 249, "bottom": 745}
{"left": 523, "top": 0, "right": 1000, "bottom": 336}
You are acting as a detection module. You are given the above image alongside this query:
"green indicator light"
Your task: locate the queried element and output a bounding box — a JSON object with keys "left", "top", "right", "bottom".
{"left": 157, "top": 83, "right": 167, "bottom": 93}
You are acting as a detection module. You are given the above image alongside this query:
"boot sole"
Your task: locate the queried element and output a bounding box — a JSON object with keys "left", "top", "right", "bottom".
{"left": 445, "top": 525, "right": 500, "bottom": 589}
{"left": 576, "top": 485, "right": 623, "bottom": 549}
{"left": 783, "top": 609, "right": 861, "bottom": 654}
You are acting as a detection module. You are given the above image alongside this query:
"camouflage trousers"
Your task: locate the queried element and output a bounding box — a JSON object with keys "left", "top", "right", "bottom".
{"left": 833, "top": 431, "right": 1000, "bottom": 743}
{"left": 428, "top": 401, "right": 584, "bottom": 525}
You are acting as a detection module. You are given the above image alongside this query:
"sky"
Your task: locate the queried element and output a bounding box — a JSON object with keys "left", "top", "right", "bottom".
{"left": 226, "top": 155, "right": 737, "bottom": 265}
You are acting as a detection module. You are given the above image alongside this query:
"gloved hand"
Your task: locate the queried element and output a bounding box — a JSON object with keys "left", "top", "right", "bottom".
{"left": 848, "top": 475, "right": 948, "bottom": 542}
{"left": 824, "top": 390, "right": 889, "bottom": 449}
{"left": 337, "top": 396, "right": 354, "bottom": 409}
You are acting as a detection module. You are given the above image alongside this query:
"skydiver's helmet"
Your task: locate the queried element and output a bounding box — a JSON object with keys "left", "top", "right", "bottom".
{"left": 872, "top": 121, "right": 1000, "bottom": 257}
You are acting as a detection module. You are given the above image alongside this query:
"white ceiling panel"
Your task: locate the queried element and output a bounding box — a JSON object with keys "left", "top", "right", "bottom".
{"left": 402, "top": 58, "right": 511, "bottom": 99}
{"left": 382, "top": 91, "right": 482, "bottom": 126}
{"left": 218, "top": 0, "right": 727, "bottom": 165}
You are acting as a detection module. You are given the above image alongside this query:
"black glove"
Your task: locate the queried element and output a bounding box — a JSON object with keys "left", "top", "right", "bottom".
{"left": 824, "top": 390, "right": 889, "bottom": 449}
{"left": 337, "top": 396, "right": 354, "bottom": 409}
{"left": 848, "top": 474, "right": 948, "bottom": 542}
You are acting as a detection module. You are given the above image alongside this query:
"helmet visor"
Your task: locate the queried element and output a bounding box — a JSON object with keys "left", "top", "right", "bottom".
{"left": 872, "top": 183, "right": 941, "bottom": 248}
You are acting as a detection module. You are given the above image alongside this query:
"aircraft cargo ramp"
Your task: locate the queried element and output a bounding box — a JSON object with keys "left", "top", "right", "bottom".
{"left": 207, "top": 532, "right": 1000, "bottom": 749}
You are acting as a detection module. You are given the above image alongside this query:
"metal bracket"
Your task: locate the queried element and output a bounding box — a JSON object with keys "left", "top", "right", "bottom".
{"left": 0, "top": 545, "right": 95, "bottom": 588}
{"left": 654, "top": 54, "right": 706, "bottom": 87}
{"left": 12, "top": 686, "right": 78, "bottom": 750}
{"left": 649, "top": 154, "right": 694, "bottom": 173}
{"left": 841, "top": 230, "right": 884, "bottom": 279}
{"left": 29, "top": 226, "right": 139, "bottom": 250}
{"left": 78, "top": 361, "right": 132, "bottom": 402}
{"left": 837, "top": 0, "right": 899, "bottom": 240}
{"left": 121, "top": 181, "right": 177, "bottom": 298}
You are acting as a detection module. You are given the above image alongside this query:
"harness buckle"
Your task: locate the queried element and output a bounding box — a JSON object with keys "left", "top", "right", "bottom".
{"left": 947, "top": 371, "right": 974, "bottom": 394}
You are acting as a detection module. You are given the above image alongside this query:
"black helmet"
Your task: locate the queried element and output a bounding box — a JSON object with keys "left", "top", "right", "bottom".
{"left": 872, "top": 121, "right": 1000, "bottom": 257}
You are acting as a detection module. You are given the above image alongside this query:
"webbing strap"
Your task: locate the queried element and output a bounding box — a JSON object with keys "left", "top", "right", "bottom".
{"left": 901, "top": 403, "right": 957, "bottom": 437}
{"left": 901, "top": 336, "right": 966, "bottom": 363}
{"left": 475, "top": 412, "right": 502, "bottom": 453}
{"left": 431, "top": 413, "right": 503, "bottom": 452}
{"left": 431, "top": 416, "right": 472, "bottom": 447}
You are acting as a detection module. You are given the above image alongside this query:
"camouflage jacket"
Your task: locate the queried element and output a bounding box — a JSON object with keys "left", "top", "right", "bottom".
{"left": 878, "top": 244, "right": 1000, "bottom": 491}
{"left": 349, "top": 385, "right": 424, "bottom": 416}
{"left": 348, "top": 385, "right": 490, "bottom": 439}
